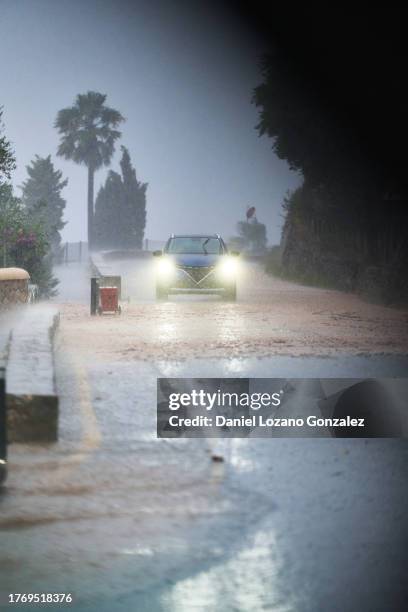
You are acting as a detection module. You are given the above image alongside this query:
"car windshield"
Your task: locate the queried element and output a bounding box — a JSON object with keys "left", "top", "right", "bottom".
{"left": 166, "top": 237, "right": 222, "bottom": 254}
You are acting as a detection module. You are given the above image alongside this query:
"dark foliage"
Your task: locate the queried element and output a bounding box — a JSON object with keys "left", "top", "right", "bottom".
{"left": 94, "top": 147, "right": 147, "bottom": 250}
{"left": 250, "top": 5, "right": 408, "bottom": 301}
{"left": 0, "top": 184, "right": 58, "bottom": 298}
{"left": 21, "top": 155, "right": 68, "bottom": 259}
{"left": 0, "top": 107, "right": 16, "bottom": 183}
{"left": 252, "top": 6, "right": 407, "bottom": 199}
{"left": 237, "top": 220, "right": 267, "bottom": 254}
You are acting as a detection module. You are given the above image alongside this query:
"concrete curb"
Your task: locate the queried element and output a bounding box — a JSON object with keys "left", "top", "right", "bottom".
{"left": 6, "top": 305, "right": 60, "bottom": 443}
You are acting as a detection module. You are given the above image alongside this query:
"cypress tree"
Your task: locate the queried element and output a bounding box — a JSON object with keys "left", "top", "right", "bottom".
{"left": 120, "top": 146, "right": 147, "bottom": 249}
{"left": 94, "top": 147, "right": 147, "bottom": 250}
{"left": 21, "top": 155, "right": 67, "bottom": 258}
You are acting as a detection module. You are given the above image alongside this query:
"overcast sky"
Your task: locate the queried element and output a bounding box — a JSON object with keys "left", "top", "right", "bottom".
{"left": 1, "top": 0, "right": 300, "bottom": 244}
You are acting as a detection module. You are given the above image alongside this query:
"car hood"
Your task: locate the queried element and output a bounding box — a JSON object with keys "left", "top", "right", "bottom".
{"left": 170, "top": 253, "right": 220, "bottom": 267}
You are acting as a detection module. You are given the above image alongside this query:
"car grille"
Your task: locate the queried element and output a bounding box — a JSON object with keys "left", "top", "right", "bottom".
{"left": 178, "top": 265, "right": 215, "bottom": 284}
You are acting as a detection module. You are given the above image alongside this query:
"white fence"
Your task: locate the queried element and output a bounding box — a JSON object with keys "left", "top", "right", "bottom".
{"left": 62, "top": 240, "right": 167, "bottom": 260}
{"left": 61, "top": 242, "right": 88, "bottom": 263}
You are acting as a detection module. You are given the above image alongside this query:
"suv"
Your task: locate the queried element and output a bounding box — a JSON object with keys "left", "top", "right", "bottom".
{"left": 154, "top": 234, "right": 239, "bottom": 301}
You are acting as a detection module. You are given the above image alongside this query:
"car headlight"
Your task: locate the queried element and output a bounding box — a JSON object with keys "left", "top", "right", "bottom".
{"left": 218, "top": 256, "right": 238, "bottom": 278}
{"left": 156, "top": 257, "right": 175, "bottom": 278}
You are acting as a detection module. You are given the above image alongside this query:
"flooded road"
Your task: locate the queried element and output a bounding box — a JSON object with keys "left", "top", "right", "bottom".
{"left": 1, "top": 259, "right": 407, "bottom": 611}
{"left": 57, "top": 258, "right": 408, "bottom": 361}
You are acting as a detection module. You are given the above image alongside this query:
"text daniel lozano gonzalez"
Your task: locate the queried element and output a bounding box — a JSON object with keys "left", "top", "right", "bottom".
{"left": 166, "top": 390, "right": 365, "bottom": 429}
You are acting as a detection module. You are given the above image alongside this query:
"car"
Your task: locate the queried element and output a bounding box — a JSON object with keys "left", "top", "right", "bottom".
{"left": 153, "top": 234, "right": 239, "bottom": 301}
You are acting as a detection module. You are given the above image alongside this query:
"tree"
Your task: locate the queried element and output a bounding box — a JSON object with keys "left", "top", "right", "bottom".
{"left": 252, "top": 8, "right": 408, "bottom": 300}
{"left": 120, "top": 146, "right": 147, "bottom": 249}
{"left": 237, "top": 219, "right": 267, "bottom": 254}
{"left": 0, "top": 184, "right": 57, "bottom": 297}
{"left": 21, "top": 155, "right": 68, "bottom": 258}
{"left": 251, "top": 7, "right": 407, "bottom": 199}
{"left": 55, "top": 92, "right": 124, "bottom": 248}
{"left": 0, "top": 107, "right": 16, "bottom": 184}
{"left": 93, "top": 170, "right": 123, "bottom": 249}
{"left": 0, "top": 184, "right": 23, "bottom": 267}
{"left": 94, "top": 147, "right": 147, "bottom": 250}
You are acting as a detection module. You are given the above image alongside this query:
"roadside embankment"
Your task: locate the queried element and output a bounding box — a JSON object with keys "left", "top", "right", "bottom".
{"left": 275, "top": 222, "right": 408, "bottom": 305}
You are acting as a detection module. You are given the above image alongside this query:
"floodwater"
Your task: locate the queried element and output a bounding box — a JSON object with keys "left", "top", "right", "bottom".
{"left": 55, "top": 257, "right": 408, "bottom": 361}
{"left": 1, "top": 259, "right": 407, "bottom": 611}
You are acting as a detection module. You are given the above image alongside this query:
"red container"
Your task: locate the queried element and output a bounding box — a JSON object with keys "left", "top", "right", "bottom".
{"left": 98, "top": 286, "right": 121, "bottom": 314}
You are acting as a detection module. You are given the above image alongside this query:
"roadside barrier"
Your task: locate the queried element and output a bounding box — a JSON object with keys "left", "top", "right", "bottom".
{"left": 0, "top": 366, "right": 6, "bottom": 484}
{"left": 90, "top": 277, "right": 99, "bottom": 315}
{"left": 6, "top": 306, "right": 59, "bottom": 442}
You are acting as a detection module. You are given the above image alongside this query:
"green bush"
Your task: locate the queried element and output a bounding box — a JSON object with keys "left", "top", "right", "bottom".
{"left": 0, "top": 184, "right": 58, "bottom": 297}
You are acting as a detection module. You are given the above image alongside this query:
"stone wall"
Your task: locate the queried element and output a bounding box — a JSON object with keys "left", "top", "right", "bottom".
{"left": 0, "top": 269, "right": 30, "bottom": 309}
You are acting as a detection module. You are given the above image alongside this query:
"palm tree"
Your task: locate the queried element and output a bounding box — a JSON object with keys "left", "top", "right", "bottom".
{"left": 55, "top": 92, "right": 124, "bottom": 248}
